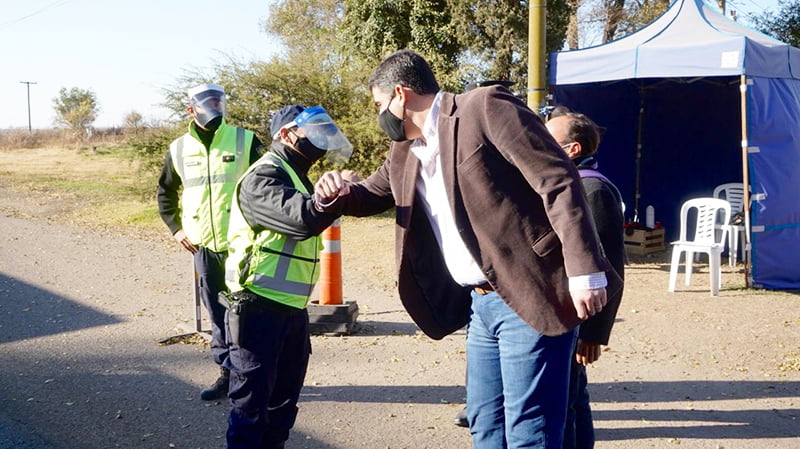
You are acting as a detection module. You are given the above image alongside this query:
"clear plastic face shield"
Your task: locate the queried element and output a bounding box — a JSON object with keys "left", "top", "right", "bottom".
{"left": 280, "top": 106, "right": 353, "bottom": 165}
{"left": 188, "top": 84, "right": 226, "bottom": 128}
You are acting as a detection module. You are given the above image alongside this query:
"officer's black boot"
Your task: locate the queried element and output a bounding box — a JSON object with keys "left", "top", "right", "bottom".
{"left": 200, "top": 366, "right": 230, "bottom": 401}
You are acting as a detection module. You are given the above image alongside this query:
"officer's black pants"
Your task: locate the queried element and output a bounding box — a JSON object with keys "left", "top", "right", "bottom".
{"left": 194, "top": 247, "right": 229, "bottom": 366}
{"left": 224, "top": 299, "right": 311, "bottom": 449}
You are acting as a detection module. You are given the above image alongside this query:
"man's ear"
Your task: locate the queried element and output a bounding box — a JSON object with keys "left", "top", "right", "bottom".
{"left": 394, "top": 85, "right": 408, "bottom": 105}
{"left": 278, "top": 127, "right": 294, "bottom": 147}
{"left": 567, "top": 143, "right": 583, "bottom": 159}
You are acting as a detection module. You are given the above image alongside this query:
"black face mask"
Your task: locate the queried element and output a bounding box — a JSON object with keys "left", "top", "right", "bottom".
{"left": 292, "top": 133, "right": 327, "bottom": 161}
{"left": 197, "top": 115, "right": 222, "bottom": 132}
{"left": 378, "top": 96, "right": 407, "bottom": 142}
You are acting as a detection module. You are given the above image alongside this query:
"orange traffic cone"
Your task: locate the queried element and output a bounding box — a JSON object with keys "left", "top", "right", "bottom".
{"left": 319, "top": 219, "right": 343, "bottom": 305}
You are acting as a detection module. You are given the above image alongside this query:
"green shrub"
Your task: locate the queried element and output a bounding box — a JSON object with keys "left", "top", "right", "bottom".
{"left": 126, "top": 124, "right": 184, "bottom": 200}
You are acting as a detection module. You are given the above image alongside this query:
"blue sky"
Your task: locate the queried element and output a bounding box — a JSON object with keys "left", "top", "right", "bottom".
{"left": 1, "top": 0, "right": 780, "bottom": 130}
{"left": 1, "top": 0, "right": 282, "bottom": 129}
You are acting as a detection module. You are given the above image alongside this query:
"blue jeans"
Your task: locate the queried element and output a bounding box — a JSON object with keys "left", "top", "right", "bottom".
{"left": 563, "top": 358, "right": 595, "bottom": 449}
{"left": 466, "top": 290, "right": 576, "bottom": 449}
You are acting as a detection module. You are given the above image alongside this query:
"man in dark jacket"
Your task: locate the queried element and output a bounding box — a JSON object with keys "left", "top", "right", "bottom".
{"left": 546, "top": 110, "right": 626, "bottom": 449}
{"left": 315, "top": 49, "right": 615, "bottom": 449}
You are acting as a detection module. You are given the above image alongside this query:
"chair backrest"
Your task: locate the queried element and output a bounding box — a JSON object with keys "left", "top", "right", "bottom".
{"left": 713, "top": 182, "right": 744, "bottom": 213}
{"left": 678, "top": 198, "right": 731, "bottom": 245}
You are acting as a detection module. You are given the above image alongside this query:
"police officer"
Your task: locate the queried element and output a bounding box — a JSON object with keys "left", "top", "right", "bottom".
{"left": 157, "top": 83, "right": 263, "bottom": 400}
{"left": 223, "top": 105, "right": 351, "bottom": 449}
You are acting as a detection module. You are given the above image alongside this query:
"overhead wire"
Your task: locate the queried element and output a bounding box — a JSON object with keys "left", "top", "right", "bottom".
{"left": 726, "top": 0, "right": 771, "bottom": 17}
{"left": 0, "top": 0, "right": 73, "bottom": 30}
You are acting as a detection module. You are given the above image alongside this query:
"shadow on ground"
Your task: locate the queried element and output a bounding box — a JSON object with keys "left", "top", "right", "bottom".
{"left": 591, "top": 380, "right": 800, "bottom": 441}
{"left": 0, "top": 273, "right": 121, "bottom": 343}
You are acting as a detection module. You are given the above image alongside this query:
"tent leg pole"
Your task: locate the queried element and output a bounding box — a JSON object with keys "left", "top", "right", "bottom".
{"left": 633, "top": 91, "right": 645, "bottom": 222}
{"left": 739, "top": 75, "right": 752, "bottom": 288}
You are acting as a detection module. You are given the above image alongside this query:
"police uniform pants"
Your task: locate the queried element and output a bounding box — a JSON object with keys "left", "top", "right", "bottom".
{"left": 194, "top": 247, "right": 229, "bottom": 366}
{"left": 224, "top": 300, "right": 311, "bottom": 449}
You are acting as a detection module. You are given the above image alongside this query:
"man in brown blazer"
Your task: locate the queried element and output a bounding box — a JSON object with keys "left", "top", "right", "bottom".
{"left": 315, "top": 50, "right": 612, "bottom": 449}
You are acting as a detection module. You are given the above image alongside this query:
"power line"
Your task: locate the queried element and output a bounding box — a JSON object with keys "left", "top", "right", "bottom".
{"left": 727, "top": 0, "right": 770, "bottom": 16}
{"left": 0, "top": 1, "right": 72, "bottom": 30}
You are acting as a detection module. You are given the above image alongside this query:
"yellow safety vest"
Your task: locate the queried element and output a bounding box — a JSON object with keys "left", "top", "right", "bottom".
{"left": 225, "top": 153, "right": 321, "bottom": 309}
{"left": 169, "top": 120, "right": 253, "bottom": 252}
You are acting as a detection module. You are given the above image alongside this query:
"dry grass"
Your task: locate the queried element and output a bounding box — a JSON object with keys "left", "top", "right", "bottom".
{"left": 0, "top": 128, "right": 128, "bottom": 150}
{"left": 0, "top": 145, "right": 162, "bottom": 235}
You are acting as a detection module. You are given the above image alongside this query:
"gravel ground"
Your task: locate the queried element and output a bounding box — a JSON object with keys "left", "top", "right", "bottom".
{"left": 1, "top": 185, "right": 799, "bottom": 449}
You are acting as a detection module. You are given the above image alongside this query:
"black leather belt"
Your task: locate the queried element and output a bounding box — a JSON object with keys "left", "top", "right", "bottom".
{"left": 473, "top": 282, "right": 495, "bottom": 295}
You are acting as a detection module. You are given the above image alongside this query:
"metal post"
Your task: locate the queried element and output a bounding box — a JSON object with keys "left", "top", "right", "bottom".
{"left": 20, "top": 81, "right": 36, "bottom": 132}
{"left": 527, "top": 0, "right": 547, "bottom": 112}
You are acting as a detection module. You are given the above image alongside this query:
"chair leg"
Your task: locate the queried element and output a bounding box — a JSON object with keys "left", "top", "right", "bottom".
{"left": 729, "top": 229, "right": 738, "bottom": 267}
{"left": 668, "top": 248, "right": 682, "bottom": 292}
{"left": 710, "top": 250, "right": 721, "bottom": 296}
{"left": 685, "top": 251, "right": 694, "bottom": 286}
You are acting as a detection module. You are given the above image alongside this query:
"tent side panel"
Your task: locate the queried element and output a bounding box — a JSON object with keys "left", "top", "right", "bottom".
{"left": 552, "top": 82, "right": 641, "bottom": 221}
{"left": 747, "top": 77, "right": 800, "bottom": 289}
{"left": 556, "top": 79, "right": 741, "bottom": 242}
{"left": 636, "top": 80, "right": 741, "bottom": 241}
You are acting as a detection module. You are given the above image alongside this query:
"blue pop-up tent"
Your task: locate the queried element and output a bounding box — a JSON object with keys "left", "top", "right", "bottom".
{"left": 548, "top": 0, "right": 800, "bottom": 289}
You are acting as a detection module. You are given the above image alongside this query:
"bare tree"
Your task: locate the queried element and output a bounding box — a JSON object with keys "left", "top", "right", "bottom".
{"left": 567, "top": 0, "right": 582, "bottom": 49}
{"left": 603, "top": 0, "right": 627, "bottom": 42}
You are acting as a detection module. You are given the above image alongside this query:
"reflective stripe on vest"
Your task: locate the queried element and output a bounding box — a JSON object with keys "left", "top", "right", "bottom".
{"left": 170, "top": 122, "right": 252, "bottom": 252}
{"left": 250, "top": 238, "right": 320, "bottom": 296}
{"left": 225, "top": 153, "right": 321, "bottom": 309}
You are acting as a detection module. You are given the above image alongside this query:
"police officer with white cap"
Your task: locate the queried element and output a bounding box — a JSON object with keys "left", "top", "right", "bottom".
{"left": 157, "top": 83, "right": 263, "bottom": 400}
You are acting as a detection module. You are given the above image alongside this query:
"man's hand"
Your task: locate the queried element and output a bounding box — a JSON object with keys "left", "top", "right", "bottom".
{"left": 575, "top": 339, "right": 602, "bottom": 366}
{"left": 571, "top": 287, "right": 607, "bottom": 320}
{"left": 173, "top": 229, "right": 198, "bottom": 254}
{"left": 340, "top": 169, "right": 361, "bottom": 183}
{"left": 315, "top": 170, "right": 351, "bottom": 203}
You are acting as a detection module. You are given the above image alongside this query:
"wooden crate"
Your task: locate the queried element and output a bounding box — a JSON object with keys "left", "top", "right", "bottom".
{"left": 624, "top": 228, "right": 666, "bottom": 255}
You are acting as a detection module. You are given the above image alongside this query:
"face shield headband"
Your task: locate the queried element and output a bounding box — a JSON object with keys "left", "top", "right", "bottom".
{"left": 278, "top": 106, "right": 353, "bottom": 165}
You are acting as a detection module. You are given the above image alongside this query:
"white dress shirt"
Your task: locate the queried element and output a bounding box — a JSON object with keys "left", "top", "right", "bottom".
{"left": 410, "top": 91, "right": 606, "bottom": 291}
{"left": 411, "top": 92, "right": 487, "bottom": 286}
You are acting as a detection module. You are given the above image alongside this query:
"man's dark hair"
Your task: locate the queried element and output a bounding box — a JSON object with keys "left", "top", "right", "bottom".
{"left": 548, "top": 105, "right": 572, "bottom": 120}
{"left": 368, "top": 49, "right": 440, "bottom": 95}
{"left": 559, "top": 111, "right": 602, "bottom": 156}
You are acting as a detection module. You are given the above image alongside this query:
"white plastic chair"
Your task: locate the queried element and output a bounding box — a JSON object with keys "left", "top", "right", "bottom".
{"left": 668, "top": 198, "right": 731, "bottom": 296}
{"left": 713, "top": 183, "right": 745, "bottom": 266}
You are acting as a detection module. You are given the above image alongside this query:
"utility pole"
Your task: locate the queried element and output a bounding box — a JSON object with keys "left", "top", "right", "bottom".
{"left": 20, "top": 81, "right": 37, "bottom": 132}
{"left": 527, "top": 0, "right": 546, "bottom": 114}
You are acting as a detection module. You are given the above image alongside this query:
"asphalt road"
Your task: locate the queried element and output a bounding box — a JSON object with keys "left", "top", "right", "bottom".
{"left": 2, "top": 201, "right": 800, "bottom": 449}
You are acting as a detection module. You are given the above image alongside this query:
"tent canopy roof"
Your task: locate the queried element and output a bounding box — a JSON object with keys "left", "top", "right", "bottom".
{"left": 549, "top": 0, "right": 800, "bottom": 85}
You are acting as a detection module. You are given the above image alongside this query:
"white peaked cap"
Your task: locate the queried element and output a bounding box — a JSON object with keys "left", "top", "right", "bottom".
{"left": 187, "top": 83, "right": 225, "bottom": 98}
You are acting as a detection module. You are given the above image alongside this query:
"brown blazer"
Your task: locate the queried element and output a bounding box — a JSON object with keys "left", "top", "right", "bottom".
{"left": 325, "top": 86, "right": 611, "bottom": 339}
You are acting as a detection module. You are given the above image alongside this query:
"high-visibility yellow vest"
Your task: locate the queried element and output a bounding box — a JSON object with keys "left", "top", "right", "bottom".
{"left": 225, "top": 153, "right": 321, "bottom": 309}
{"left": 169, "top": 120, "right": 254, "bottom": 252}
